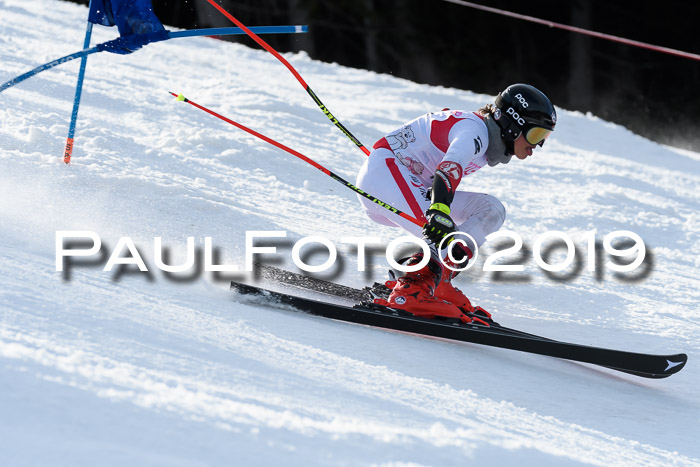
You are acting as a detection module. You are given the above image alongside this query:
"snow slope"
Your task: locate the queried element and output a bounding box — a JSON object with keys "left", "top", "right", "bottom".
{"left": 1, "top": 0, "right": 699, "bottom": 465}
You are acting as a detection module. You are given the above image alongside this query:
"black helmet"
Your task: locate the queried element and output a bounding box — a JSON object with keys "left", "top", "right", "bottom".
{"left": 493, "top": 84, "right": 557, "bottom": 150}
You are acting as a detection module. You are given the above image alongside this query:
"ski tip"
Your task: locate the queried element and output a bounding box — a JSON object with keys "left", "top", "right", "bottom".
{"left": 663, "top": 353, "right": 688, "bottom": 375}
{"left": 639, "top": 353, "right": 689, "bottom": 378}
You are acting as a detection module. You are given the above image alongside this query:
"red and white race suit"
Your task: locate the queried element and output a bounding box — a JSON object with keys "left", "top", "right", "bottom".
{"left": 356, "top": 110, "right": 505, "bottom": 247}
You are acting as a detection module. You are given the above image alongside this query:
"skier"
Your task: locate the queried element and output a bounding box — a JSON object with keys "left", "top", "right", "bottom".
{"left": 356, "top": 83, "right": 557, "bottom": 323}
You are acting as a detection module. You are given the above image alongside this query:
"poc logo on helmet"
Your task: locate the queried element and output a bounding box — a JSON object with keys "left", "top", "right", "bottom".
{"left": 514, "top": 93, "right": 529, "bottom": 108}
{"left": 506, "top": 107, "right": 526, "bottom": 126}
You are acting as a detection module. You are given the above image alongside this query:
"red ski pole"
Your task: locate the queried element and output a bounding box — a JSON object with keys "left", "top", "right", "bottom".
{"left": 170, "top": 92, "right": 421, "bottom": 228}
{"left": 203, "top": 0, "right": 371, "bottom": 157}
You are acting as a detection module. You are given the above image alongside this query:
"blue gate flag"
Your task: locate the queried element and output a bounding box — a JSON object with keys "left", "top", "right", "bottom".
{"left": 87, "top": 0, "right": 115, "bottom": 27}
{"left": 88, "top": 0, "right": 168, "bottom": 53}
{"left": 88, "top": 0, "right": 164, "bottom": 35}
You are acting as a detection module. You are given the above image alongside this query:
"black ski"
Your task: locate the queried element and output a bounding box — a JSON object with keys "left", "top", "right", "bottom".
{"left": 251, "top": 261, "right": 365, "bottom": 301}
{"left": 230, "top": 279, "right": 687, "bottom": 379}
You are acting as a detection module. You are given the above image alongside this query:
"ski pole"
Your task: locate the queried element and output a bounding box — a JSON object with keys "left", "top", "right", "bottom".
{"left": 203, "top": 0, "right": 371, "bottom": 156}
{"left": 169, "top": 92, "right": 422, "bottom": 228}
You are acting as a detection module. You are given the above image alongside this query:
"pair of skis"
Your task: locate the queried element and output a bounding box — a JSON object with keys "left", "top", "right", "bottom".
{"left": 230, "top": 263, "right": 687, "bottom": 379}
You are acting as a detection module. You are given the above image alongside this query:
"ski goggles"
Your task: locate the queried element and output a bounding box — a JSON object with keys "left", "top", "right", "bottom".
{"left": 524, "top": 126, "right": 553, "bottom": 146}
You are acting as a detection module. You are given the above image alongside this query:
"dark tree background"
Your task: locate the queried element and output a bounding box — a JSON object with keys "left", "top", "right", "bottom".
{"left": 64, "top": 0, "right": 700, "bottom": 151}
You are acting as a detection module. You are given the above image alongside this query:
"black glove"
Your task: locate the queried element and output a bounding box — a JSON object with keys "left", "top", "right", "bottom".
{"left": 423, "top": 203, "right": 456, "bottom": 245}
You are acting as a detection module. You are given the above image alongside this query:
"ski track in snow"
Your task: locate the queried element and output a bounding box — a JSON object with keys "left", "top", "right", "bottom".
{"left": 1, "top": 1, "right": 699, "bottom": 465}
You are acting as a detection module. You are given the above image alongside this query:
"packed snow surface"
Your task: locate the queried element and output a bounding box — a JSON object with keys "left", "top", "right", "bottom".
{"left": 1, "top": 1, "right": 699, "bottom": 465}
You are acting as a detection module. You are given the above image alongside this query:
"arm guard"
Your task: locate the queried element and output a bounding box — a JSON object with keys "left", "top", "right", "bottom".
{"left": 430, "top": 160, "right": 463, "bottom": 213}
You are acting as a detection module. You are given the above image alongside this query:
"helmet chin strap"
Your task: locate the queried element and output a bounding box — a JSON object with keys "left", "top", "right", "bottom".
{"left": 501, "top": 128, "right": 518, "bottom": 156}
{"left": 484, "top": 115, "right": 514, "bottom": 166}
{"left": 504, "top": 139, "right": 515, "bottom": 156}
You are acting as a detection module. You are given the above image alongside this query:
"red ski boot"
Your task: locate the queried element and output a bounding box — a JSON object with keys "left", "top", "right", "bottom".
{"left": 374, "top": 254, "right": 465, "bottom": 321}
{"left": 434, "top": 256, "right": 493, "bottom": 325}
{"left": 434, "top": 277, "right": 474, "bottom": 312}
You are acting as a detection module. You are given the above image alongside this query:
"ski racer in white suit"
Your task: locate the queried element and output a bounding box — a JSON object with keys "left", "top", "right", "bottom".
{"left": 356, "top": 84, "right": 557, "bottom": 323}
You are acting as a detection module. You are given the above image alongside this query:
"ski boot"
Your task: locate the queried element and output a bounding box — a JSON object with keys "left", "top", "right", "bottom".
{"left": 433, "top": 277, "right": 492, "bottom": 325}
{"left": 434, "top": 254, "right": 493, "bottom": 325}
{"left": 374, "top": 254, "right": 468, "bottom": 323}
